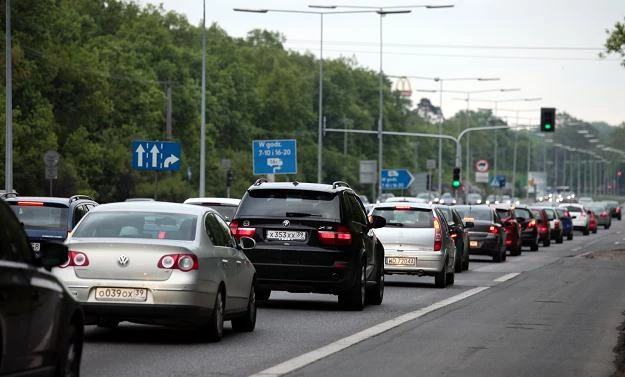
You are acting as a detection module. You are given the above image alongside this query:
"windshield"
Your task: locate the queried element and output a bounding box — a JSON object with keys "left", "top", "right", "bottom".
{"left": 10, "top": 203, "right": 68, "bottom": 231}
{"left": 72, "top": 211, "right": 197, "bottom": 241}
{"left": 237, "top": 189, "right": 340, "bottom": 220}
{"left": 371, "top": 207, "right": 433, "bottom": 228}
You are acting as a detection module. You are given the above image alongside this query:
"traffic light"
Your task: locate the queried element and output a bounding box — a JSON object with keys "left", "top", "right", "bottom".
{"left": 452, "top": 167, "right": 461, "bottom": 189}
{"left": 226, "top": 169, "right": 233, "bottom": 187}
{"left": 540, "top": 107, "right": 556, "bottom": 132}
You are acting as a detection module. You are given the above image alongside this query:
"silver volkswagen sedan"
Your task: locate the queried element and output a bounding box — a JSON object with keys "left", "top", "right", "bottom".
{"left": 370, "top": 203, "right": 456, "bottom": 288}
{"left": 54, "top": 201, "right": 257, "bottom": 341}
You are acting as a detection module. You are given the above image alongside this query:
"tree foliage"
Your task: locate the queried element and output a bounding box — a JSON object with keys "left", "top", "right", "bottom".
{"left": 603, "top": 17, "right": 625, "bottom": 67}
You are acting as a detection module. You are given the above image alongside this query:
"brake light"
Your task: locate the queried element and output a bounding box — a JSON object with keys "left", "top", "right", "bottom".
{"left": 450, "top": 232, "right": 458, "bottom": 239}
{"left": 17, "top": 201, "right": 44, "bottom": 206}
{"left": 433, "top": 217, "right": 442, "bottom": 251}
{"left": 505, "top": 239, "right": 512, "bottom": 245}
{"left": 157, "top": 254, "right": 199, "bottom": 271}
{"left": 488, "top": 225, "right": 498, "bottom": 235}
{"left": 229, "top": 220, "right": 256, "bottom": 240}
{"left": 601, "top": 211, "right": 608, "bottom": 217}
{"left": 59, "top": 251, "right": 89, "bottom": 268}
{"left": 395, "top": 205, "right": 411, "bottom": 210}
{"left": 564, "top": 210, "right": 570, "bottom": 217}
{"left": 617, "top": 208, "right": 621, "bottom": 213}
{"left": 554, "top": 220, "right": 560, "bottom": 229}
{"left": 318, "top": 225, "right": 352, "bottom": 246}
{"left": 527, "top": 219, "right": 537, "bottom": 228}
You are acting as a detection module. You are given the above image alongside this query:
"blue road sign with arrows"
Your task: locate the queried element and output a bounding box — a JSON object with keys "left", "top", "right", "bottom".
{"left": 132, "top": 141, "right": 181, "bottom": 171}
{"left": 253, "top": 139, "right": 297, "bottom": 175}
{"left": 381, "top": 169, "right": 415, "bottom": 190}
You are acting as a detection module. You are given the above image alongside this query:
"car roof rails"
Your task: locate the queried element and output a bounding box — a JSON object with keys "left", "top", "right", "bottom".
{"left": 69, "top": 195, "right": 94, "bottom": 203}
{"left": 332, "top": 181, "right": 351, "bottom": 189}
{"left": 253, "top": 178, "right": 268, "bottom": 186}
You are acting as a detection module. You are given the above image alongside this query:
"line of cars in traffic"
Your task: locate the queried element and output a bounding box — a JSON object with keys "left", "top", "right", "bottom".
{"left": 0, "top": 185, "right": 621, "bottom": 375}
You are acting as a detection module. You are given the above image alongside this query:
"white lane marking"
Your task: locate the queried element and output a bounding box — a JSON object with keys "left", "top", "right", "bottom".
{"left": 494, "top": 273, "right": 520, "bottom": 282}
{"left": 572, "top": 247, "right": 581, "bottom": 252}
{"left": 249, "top": 286, "right": 490, "bottom": 377}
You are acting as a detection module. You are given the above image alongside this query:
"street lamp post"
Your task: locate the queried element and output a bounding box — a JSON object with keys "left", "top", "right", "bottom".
{"left": 392, "top": 75, "right": 499, "bottom": 196}
{"left": 320, "top": 4, "right": 454, "bottom": 199}
{"left": 235, "top": 7, "right": 376, "bottom": 184}
{"left": 199, "top": 0, "right": 206, "bottom": 196}
{"left": 5, "top": 0, "right": 12, "bottom": 193}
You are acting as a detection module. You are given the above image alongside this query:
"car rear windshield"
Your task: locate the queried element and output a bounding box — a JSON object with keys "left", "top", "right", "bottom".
{"left": 9, "top": 203, "right": 68, "bottom": 231}
{"left": 455, "top": 206, "right": 493, "bottom": 221}
{"left": 515, "top": 208, "right": 532, "bottom": 219}
{"left": 237, "top": 189, "right": 341, "bottom": 220}
{"left": 563, "top": 205, "right": 583, "bottom": 213}
{"left": 72, "top": 211, "right": 197, "bottom": 241}
{"left": 371, "top": 207, "right": 433, "bottom": 228}
{"left": 495, "top": 209, "right": 512, "bottom": 219}
{"left": 187, "top": 203, "right": 237, "bottom": 222}
{"left": 531, "top": 209, "right": 544, "bottom": 221}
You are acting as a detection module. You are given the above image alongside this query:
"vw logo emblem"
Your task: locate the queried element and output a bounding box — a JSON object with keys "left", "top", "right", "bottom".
{"left": 118, "top": 255, "right": 129, "bottom": 267}
{"left": 282, "top": 220, "right": 290, "bottom": 228}
{"left": 242, "top": 220, "right": 250, "bottom": 227}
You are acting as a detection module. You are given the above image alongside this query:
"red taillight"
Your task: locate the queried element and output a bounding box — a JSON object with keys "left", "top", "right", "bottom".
{"left": 17, "top": 201, "right": 44, "bottom": 206}
{"left": 540, "top": 226, "right": 549, "bottom": 233}
{"left": 450, "top": 232, "right": 458, "bottom": 239}
{"left": 488, "top": 225, "right": 498, "bottom": 234}
{"left": 433, "top": 217, "right": 442, "bottom": 251}
{"left": 601, "top": 211, "right": 608, "bottom": 217}
{"left": 395, "top": 205, "right": 411, "bottom": 210}
{"left": 318, "top": 225, "right": 352, "bottom": 246}
{"left": 505, "top": 239, "right": 512, "bottom": 245}
{"left": 564, "top": 210, "right": 570, "bottom": 217}
{"left": 229, "top": 220, "right": 256, "bottom": 240}
{"left": 157, "top": 254, "right": 199, "bottom": 271}
{"left": 527, "top": 219, "right": 537, "bottom": 228}
{"left": 554, "top": 220, "right": 560, "bottom": 228}
{"left": 333, "top": 261, "right": 349, "bottom": 269}
{"left": 59, "top": 251, "right": 89, "bottom": 268}
{"left": 617, "top": 208, "right": 621, "bottom": 213}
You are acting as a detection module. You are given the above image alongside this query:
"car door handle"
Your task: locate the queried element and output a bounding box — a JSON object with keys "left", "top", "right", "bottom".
{"left": 221, "top": 259, "right": 229, "bottom": 263}
{"left": 236, "top": 260, "right": 242, "bottom": 264}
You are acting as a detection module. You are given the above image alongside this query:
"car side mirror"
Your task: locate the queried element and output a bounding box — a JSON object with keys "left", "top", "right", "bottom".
{"left": 37, "top": 242, "right": 69, "bottom": 270}
{"left": 368, "top": 215, "right": 387, "bottom": 229}
{"left": 238, "top": 236, "right": 256, "bottom": 250}
{"left": 464, "top": 221, "right": 474, "bottom": 228}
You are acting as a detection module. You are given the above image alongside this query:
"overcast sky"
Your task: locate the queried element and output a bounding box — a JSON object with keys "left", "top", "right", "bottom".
{"left": 141, "top": 0, "right": 625, "bottom": 126}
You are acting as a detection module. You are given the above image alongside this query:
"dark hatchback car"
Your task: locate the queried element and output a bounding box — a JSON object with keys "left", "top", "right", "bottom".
{"left": 5, "top": 195, "right": 98, "bottom": 256}
{"left": 530, "top": 207, "right": 552, "bottom": 247}
{"left": 604, "top": 200, "right": 622, "bottom": 221}
{"left": 555, "top": 207, "right": 574, "bottom": 241}
{"left": 0, "top": 198, "right": 84, "bottom": 376}
{"left": 454, "top": 205, "right": 507, "bottom": 263}
{"left": 514, "top": 205, "right": 539, "bottom": 251}
{"left": 435, "top": 204, "right": 472, "bottom": 272}
{"left": 230, "top": 180, "right": 386, "bottom": 310}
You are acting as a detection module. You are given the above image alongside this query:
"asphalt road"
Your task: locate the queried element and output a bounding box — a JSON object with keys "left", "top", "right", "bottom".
{"left": 81, "top": 220, "right": 625, "bottom": 377}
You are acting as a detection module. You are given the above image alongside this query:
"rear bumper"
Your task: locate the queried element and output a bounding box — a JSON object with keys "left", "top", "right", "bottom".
{"left": 254, "top": 263, "right": 358, "bottom": 294}
{"left": 383, "top": 251, "right": 445, "bottom": 276}
{"left": 520, "top": 230, "right": 538, "bottom": 245}
{"left": 467, "top": 235, "right": 500, "bottom": 255}
{"left": 82, "top": 303, "right": 211, "bottom": 326}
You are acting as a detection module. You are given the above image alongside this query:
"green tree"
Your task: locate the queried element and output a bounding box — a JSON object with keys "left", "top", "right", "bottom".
{"left": 602, "top": 17, "right": 625, "bottom": 67}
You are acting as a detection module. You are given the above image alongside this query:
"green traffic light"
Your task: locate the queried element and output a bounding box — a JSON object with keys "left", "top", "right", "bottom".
{"left": 452, "top": 181, "right": 461, "bottom": 188}
{"left": 545, "top": 124, "right": 552, "bottom": 130}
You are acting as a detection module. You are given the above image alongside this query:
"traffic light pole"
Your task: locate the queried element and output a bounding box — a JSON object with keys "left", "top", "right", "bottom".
{"left": 324, "top": 124, "right": 510, "bottom": 199}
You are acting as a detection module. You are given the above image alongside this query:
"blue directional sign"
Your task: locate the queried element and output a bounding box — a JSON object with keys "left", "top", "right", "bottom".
{"left": 132, "top": 140, "right": 181, "bottom": 171}
{"left": 253, "top": 139, "right": 297, "bottom": 175}
{"left": 490, "top": 175, "right": 506, "bottom": 188}
{"left": 381, "top": 169, "right": 414, "bottom": 190}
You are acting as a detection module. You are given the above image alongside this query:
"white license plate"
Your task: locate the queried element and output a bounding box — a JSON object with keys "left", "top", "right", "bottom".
{"left": 385, "top": 257, "right": 416, "bottom": 266}
{"left": 95, "top": 288, "right": 148, "bottom": 302}
{"left": 470, "top": 240, "right": 479, "bottom": 248}
{"left": 31, "top": 242, "right": 41, "bottom": 252}
{"left": 266, "top": 230, "right": 306, "bottom": 241}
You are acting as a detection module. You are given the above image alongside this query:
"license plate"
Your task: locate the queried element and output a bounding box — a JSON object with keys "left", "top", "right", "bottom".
{"left": 385, "top": 257, "right": 416, "bottom": 266}
{"left": 470, "top": 240, "right": 479, "bottom": 248}
{"left": 266, "top": 230, "right": 306, "bottom": 241}
{"left": 31, "top": 242, "right": 40, "bottom": 252}
{"left": 95, "top": 288, "right": 148, "bottom": 302}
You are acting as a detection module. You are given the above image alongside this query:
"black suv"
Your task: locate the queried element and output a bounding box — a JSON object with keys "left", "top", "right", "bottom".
{"left": 230, "top": 180, "right": 386, "bottom": 310}
{"left": 5, "top": 195, "right": 98, "bottom": 255}
{"left": 514, "top": 204, "right": 540, "bottom": 251}
{"left": 0, "top": 198, "right": 84, "bottom": 376}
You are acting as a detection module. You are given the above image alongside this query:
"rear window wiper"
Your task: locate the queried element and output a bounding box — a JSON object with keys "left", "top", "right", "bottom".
{"left": 285, "top": 212, "right": 322, "bottom": 218}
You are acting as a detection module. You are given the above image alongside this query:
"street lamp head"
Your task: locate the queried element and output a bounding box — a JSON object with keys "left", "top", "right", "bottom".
{"left": 233, "top": 8, "right": 268, "bottom": 13}
{"left": 377, "top": 10, "right": 412, "bottom": 15}
{"left": 477, "top": 77, "right": 500, "bottom": 81}
{"left": 426, "top": 5, "right": 455, "bottom": 9}
{"left": 500, "top": 88, "right": 521, "bottom": 92}
{"left": 308, "top": 5, "right": 337, "bottom": 8}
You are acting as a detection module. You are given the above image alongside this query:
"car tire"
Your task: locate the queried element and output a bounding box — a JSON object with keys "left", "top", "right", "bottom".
{"left": 501, "top": 246, "right": 507, "bottom": 261}
{"left": 56, "top": 322, "right": 82, "bottom": 377}
{"left": 366, "top": 263, "right": 384, "bottom": 305}
{"left": 454, "top": 248, "right": 463, "bottom": 273}
{"left": 605, "top": 224, "right": 610, "bottom": 230}
{"left": 531, "top": 238, "right": 539, "bottom": 251}
{"left": 204, "top": 289, "right": 225, "bottom": 342}
{"left": 339, "top": 263, "right": 366, "bottom": 311}
{"left": 255, "top": 287, "right": 271, "bottom": 301}
{"left": 434, "top": 262, "right": 448, "bottom": 288}
{"left": 492, "top": 246, "right": 503, "bottom": 262}
{"left": 567, "top": 232, "right": 573, "bottom": 241}
{"left": 232, "top": 283, "right": 256, "bottom": 333}
{"left": 446, "top": 267, "right": 455, "bottom": 286}
{"left": 583, "top": 227, "right": 589, "bottom": 236}
{"left": 557, "top": 234, "right": 563, "bottom": 244}
{"left": 512, "top": 243, "right": 522, "bottom": 256}
{"left": 462, "top": 252, "right": 470, "bottom": 271}
{"left": 592, "top": 227, "right": 597, "bottom": 234}
{"left": 543, "top": 236, "right": 550, "bottom": 247}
